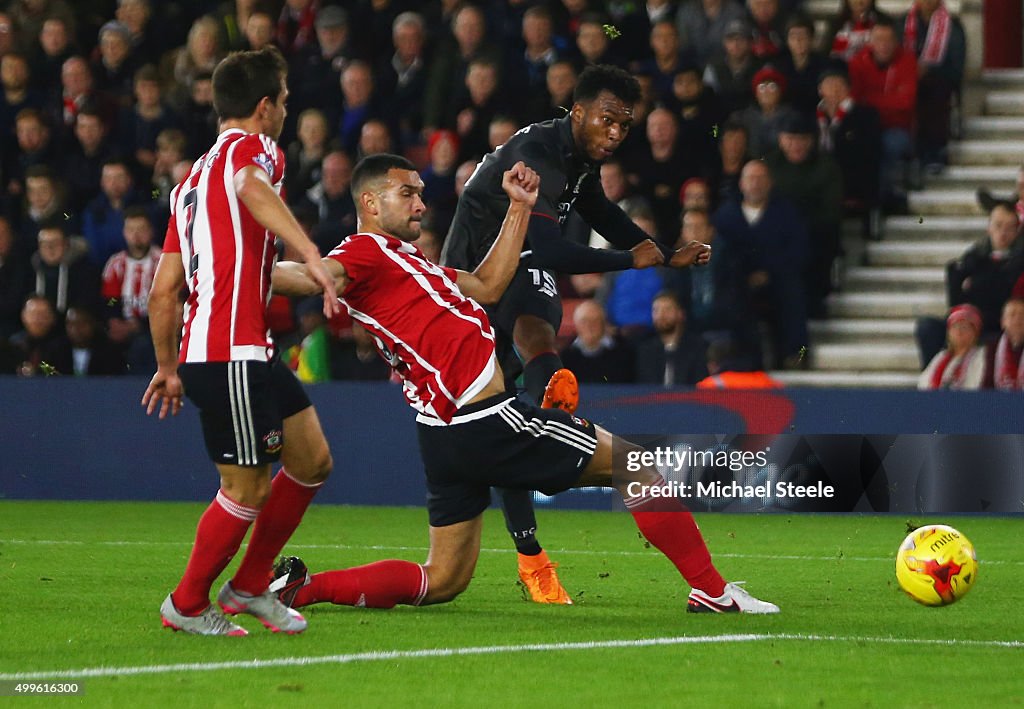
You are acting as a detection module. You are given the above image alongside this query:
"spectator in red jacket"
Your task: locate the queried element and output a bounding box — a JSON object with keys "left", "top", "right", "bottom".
{"left": 848, "top": 18, "right": 917, "bottom": 213}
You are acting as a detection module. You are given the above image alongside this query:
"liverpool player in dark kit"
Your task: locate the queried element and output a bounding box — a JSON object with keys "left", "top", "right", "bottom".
{"left": 440, "top": 64, "right": 701, "bottom": 601}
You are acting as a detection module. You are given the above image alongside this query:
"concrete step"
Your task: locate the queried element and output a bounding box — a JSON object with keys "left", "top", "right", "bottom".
{"left": 770, "top": 370, "right": 919, "bottom": 389}
{"left": 826, "top": 291, "right": 947, "bottom": 318}
{"left": 808, "top": 317, "right": 916, "bottom": 343}
{"left": 865, "top": 241, "right": 967, "bottom": 267}
{"left": 843, "top": 266, "right": 945, "bottom": 292}
{"left": 811, "top": 342, "right": 921, "bottom": 371}
{"left": 979, "top": 69, "right": 1024, "bottom": 86}
{"left": 907, "top": 189, "right": 983, "bottom": 215}
{"left": 883, "top": 215, "right": 985, "bottom": 242}
{"left": 948, "top": 139, "right": 1024, "bottom": 165}
{"left": 925, "top": 165, "right": 1017, "bottom": 191}
{"left": 964, "top": 116, "right": 1024, "bottom": 138}
{"left": 984, "top": 91, "right": 1024, "bottom": 116}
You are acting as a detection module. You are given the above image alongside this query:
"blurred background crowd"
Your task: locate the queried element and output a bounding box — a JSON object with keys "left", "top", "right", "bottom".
{"left": 2, "top": 0, "right": 1018, "bottom": 392}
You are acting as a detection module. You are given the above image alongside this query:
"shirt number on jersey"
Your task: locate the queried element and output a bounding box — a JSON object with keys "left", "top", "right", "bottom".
{"left": 528, "top": 268, "right": 557, "bottom": 298}
{"left": 182, "top": 188, "right": 200, "bottom": 279}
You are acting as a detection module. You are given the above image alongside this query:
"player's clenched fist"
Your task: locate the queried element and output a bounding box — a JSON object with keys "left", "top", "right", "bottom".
{"left": 501, "top": 161, "right": 540, "bottom": 207}
{"left": 670, "top": 240, "right": 712, "bottom": 268}
{"left": 631, "top": 239, "right": 665, "bottom": 269}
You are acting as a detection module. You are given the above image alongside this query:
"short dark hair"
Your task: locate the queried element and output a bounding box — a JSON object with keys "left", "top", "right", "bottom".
{"left": 37, "top": 218, "right": 67, "bottom": 237}
{"left": 653, "top": 290, "right": 683, "bottom": 308}
{"left": 123, "top": 205, "right": 151, "bottom": 222}
{"left": 573, "top": 64, "right": 641, "bottom": 105}
{"left": 133, "top": 63, "right": 160, "bottom": 84}
{"left": 785, "top": 13, "right": 815, "bottom": 36}
{"left": 351, "top": 153, "right": 417, "bottom": 198}
{"left": 212, "top": 47, "right": 288, "bottom": 121}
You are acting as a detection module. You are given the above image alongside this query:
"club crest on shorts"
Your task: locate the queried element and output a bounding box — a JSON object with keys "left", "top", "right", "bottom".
{"left": 571, "top": 415, "right": 588, "bottom": 427}
{"left": 264, "top": 429, "right": 283, "bottom": 455}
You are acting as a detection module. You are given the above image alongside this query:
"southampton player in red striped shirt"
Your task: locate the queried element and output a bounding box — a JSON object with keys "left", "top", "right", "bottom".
{"left": 142, "top": 47, "right": 342, "bottom": 636}
{"left": 269, "top": 154, "right": 779, "bottom": 615}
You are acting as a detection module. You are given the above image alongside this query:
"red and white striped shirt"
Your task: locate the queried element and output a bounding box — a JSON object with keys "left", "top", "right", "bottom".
{"left": 101, "top": 246, "right": 162, "bottom": 319}
{"left": 163, "top": 129, "right": 284, "bottom": 363}
{"left": 327, "top": 232, "right": 496, "bottom": 423}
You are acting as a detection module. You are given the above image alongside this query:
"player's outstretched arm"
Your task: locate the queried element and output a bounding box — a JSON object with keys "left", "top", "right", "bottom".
{"left": 272, "top": 259, "right": 350, "bottom": 298}
{"left": 142, "top": 252, "right": 186, "bottom": 419}
{"left": 234, "top": 165, "right": 341, "bottom": 319}
{"left": 457, "top": 161, "right": 538, "bottom": 304}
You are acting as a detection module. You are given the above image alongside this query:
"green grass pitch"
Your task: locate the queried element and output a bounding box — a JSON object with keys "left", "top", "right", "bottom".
{"left": 1, "top": 501, "right": 1022, "bottom": 707}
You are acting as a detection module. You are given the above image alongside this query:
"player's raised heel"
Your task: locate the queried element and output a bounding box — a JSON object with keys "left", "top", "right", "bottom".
{"left": 270, "top": 555, "right": 311, "bottom": 608}
{"left": 686, "top": 582, "right": 780, "bottom": 614}
{"left": 160, "top": 593, "right": 249, "bottom": 636}
{"left": 217, "top": 581, "right": 308, "bottom": 633}
{"left": 518, "top": 551, "right": 573, "bottom": 605}
{"left": 541, "top": 368, "right": 579, "bottom": 414}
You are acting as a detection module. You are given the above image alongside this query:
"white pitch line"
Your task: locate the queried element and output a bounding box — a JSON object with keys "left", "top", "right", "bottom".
{"left": 1, "top": 539, "right": 1021, "bottom": 566}
{"left": 0, "top": 633, "right": 1021, "bottom": 682}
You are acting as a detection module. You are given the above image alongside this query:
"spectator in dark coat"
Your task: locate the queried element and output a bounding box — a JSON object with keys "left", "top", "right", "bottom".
{"left": 775, "top": 14, "right": 828, "bottom": 118}
{"left": 43, "top": 305, "right": 126, "bottom": 376}
{"left": 816, "top": 61, "right": 882, "bottom": 217}
{"left": 559, "top": 300, "right": 636, "bottom": 384}
{"left": 667, "top": 64, "right": 723, "bottom": 181}
{"left": 289, "top": 6, "right": 359, "bottom": 140}
{"left": 29, "top": 221, "right": 101, "bottom": 317}
{"left": 64, "top": 106, "right": 114, "bottom": 212}
{"left": 947, "top": 204, "right": 1024, "bottom": 335}
{"left": 376, "top": 11, "right": 431, "bottom": 148}
{"left": 704, "top": 19, "right": 762, "bottom": 118}
{"left": 635, "top": 291, "right": 710, "bottom": 387}
{"left": 299, "top": 150, "right": 357, "bottom": 256}
{"left": 916, "top": 204, "right": 1024, "bottom": 365}
{"left": 713, "top": 159, "right": 810, "bottom": 368}
{"left": 766, "top": 110, "right": 844, "bottom": 316}
{"left": 5, "top": 293, "right": 66, "bottom": 376}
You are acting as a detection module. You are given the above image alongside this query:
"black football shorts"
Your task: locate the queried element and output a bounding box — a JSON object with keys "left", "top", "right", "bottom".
{"left": 417, "top": 394, "right": 598, "bottom": 526}
{"left": 179, "top": 358, "right": 311, "bottom": 466}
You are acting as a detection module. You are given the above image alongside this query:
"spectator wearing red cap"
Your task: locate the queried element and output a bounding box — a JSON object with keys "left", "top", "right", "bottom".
{"left": 732, "top": 64, "right": 789, "bottom": 157}
{"left": 918, "top": 304, "right": 985, "bottom": 390}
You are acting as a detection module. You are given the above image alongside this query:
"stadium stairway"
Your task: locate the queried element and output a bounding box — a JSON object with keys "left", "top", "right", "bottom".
{"left": 769, "top": 0, "right": 1024, "bottom": 388}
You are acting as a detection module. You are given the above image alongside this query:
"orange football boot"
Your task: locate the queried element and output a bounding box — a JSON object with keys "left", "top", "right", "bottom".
{"left": 518, "top": 550, "right": 573, "bottom": 604}
{"left": 540, "top": 368, "right": 579, "bottom": 414}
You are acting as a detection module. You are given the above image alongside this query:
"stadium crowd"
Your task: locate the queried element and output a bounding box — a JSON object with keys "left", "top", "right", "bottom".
{"left": 2, "top": 0, "right": 1017, "bottom": 391}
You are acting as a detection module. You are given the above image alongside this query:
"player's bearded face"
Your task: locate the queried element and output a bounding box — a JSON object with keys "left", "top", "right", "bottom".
{"left": 378, "top": 169, "right": 426, "bottom": 241}
{"left": 575, "top": 91, "right": 634, "bottom": 162}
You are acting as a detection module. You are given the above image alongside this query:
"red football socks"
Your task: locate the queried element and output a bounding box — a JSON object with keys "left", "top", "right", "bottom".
{"left": 231, "top": 469, "right": 322, "bottom": 596}
{"left": 172, "top": 489, "right": 258, "bottom": 616}
{"left": 625, "top": 481, "right": 726, "bottom": 598}
{"left": 292, "top": 560, "right": 428, "bottom": 609}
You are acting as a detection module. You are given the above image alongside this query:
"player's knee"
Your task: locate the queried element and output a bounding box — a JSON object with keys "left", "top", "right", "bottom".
{"left": 422, "top": 565, "right": 472, "bottom": 604}
{"left": 221, "top": 476, "right": 272, "bottom": 508}
{"left": 307, "top": 449, "right": 333, "bottom": 484}
{"left": 286, "top": 447, "right": 333, "bottom": 485}
{"left": 617, "top": 441, "right": 660, "bottom": 490}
